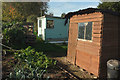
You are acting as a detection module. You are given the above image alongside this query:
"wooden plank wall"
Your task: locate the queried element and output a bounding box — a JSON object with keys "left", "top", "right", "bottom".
{"left": 67, "top": 23, "right": 78, "bottom": 64}
{"left": 119, "top": 16, "right": 120, "bottom": 61}
{"left": 67, "top": 12, "right": 103, "bottom": 77}
{"left": 99, "top": 13, "right": 120, "bottom": 78}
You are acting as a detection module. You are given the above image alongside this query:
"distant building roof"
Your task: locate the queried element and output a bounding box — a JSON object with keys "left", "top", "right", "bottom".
{"left": 45, "top": 15, "right": 65, "bottom": 19}
{"left": 37, "top": 15, "right": 65, "bottom": 19}
{"left": 64, "top": 8, "right": 120, "bottom": 25}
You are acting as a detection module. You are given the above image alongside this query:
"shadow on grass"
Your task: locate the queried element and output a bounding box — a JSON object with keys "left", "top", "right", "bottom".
{"left": 2, "top": 38, "right": 67, "bottom": 57}
{"left": 31, "top": 39, "right": 68, "bottom": 57}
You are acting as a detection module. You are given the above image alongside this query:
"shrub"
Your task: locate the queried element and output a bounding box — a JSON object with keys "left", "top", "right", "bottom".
{"left": 2, "top": 23, "right": 27, "bottom": 49}
{"left": 9, "top": 46, "right": 56, "bottom": 79}
{"left": 27, "top": 15, "right": 38, "bottom": 33}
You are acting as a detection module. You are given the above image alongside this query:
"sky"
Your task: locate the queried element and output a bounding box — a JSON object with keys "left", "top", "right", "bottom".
{"left": 47, "top": 0, "right": 101, "bottom": 17}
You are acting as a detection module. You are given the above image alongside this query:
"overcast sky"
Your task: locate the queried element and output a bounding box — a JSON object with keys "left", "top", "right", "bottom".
{"left": 47, "top": 0, "right": 101, "bottom": 17}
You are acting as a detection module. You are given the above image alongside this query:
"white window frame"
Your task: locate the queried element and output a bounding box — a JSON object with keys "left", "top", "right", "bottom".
{"left": 77, "top": 22, "right": 93, "bottom": 42}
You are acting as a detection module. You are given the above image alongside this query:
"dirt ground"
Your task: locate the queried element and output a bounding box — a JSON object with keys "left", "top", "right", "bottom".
{"left": 2, "top": 53, "right": 16, "bottom": 79}
{"left": 2, "top": 52, "right": 97, "bottom": 80}
{"left": 52, "top": 57, "right": 98, "bottom": 80}
{"left": 2, "top": 54, "right": 78, "bottom": 80}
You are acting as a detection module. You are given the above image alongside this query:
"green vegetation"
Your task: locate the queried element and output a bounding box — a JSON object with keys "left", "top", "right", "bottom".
{"left": 31, "top": 38, "right": 67, "bottom": 57}
{"left": 2, "top": 2, "right": 48, "bottom": 32}
{"left": 2, "top": 4, "right": 24, "bottom": 23}
{"left": 2, "top": 2, "right": 68, "bottom": 79}
{"left": 2, "top": 22, "right": 67, "bottom": 56}
{"left": 61, "top": 13, "right": 66, "bottom": 18}
{"left": 98, "top": 2, "right": 120, "bottom": 14}
{"left": 27, "top": 15, "right": 38, "bottom": 33}
{"left": 2, "top": 23, "right": 27, "bottom": 49}
{"left": 9, "top": 46, "right": 56, "bottom": 79}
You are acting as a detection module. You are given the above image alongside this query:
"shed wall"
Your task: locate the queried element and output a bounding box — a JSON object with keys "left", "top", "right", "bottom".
{"left": 67, "top": 12, "right": 103, "bottom": 76}
{"left": 45, "top": 17, "right": 68, "bottom": 41}
{"left": 99, "top": 13, "right": 120, "bottom": 78}
{"left": 119, "top": 16, "right": 120, "bottom": 60}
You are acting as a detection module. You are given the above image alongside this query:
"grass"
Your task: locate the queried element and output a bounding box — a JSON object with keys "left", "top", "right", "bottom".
{"left": 31, "top": 39, "right": 68, "bottom": 57}
{"left": 2, "top": 37, "right": 68, "bottom": 57}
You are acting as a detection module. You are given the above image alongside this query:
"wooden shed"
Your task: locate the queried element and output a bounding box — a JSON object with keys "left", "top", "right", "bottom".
{"left": 65, "top": 8, "right": 120, "bottom": 78}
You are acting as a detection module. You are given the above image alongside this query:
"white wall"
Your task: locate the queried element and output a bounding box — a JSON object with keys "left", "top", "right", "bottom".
{"left": 37, "top": 16, "right": 46, "bottom": 40}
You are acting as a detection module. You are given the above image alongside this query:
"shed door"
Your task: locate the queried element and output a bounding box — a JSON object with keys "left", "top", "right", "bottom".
{"left": 39, "top": 20, "right": 42, "bottom": 35}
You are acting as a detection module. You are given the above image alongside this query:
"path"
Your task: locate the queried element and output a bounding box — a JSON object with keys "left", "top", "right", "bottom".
{"left": 52, "top": 57, "right": 98, "bottom": 80}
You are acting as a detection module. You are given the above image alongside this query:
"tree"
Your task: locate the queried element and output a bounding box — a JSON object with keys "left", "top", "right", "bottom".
{"left": 2, "top": 2, "right": 48, "bottom": 32}
{"left": 61, "top": 13, "right": 66, "bottom": 18}
{"left": 2, "top": 24, "right": 27, "bottom": 49}
{"left": 2, "top": 4, "right": 24, "bottom": 22}
{"left": 46, "top": 12, "right": 54, "bottom": 16}
{"left": 2, "top": 2, "right": 48, "bottom": 21}
{"left": 97, "top": 2, "right": 120, "bottom": 14}
{"left": 27, "top": 15, "right": 38, "bottom": 33}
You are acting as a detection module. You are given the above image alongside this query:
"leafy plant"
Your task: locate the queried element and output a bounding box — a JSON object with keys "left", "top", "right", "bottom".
{"left": 2, "top": 4, "right": 24, "bottom": 22}
{"left": 27, "top": 14, "right": 38, "bottom": 33}
{"left": 9, "top": 46, "right": 56, "bottom": 79}
{"left": 98, "top": 2, "right": 120, "bottom": 14}
{"left": 2, "top": 23, "right": 27, "bottom": 49}
{"left": 9, "top": 66, "right": 46, "bottom": 79}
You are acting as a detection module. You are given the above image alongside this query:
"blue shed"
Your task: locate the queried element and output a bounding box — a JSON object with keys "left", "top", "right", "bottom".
{"left": 37, "top": 15, "right": 69, "bottom": 41}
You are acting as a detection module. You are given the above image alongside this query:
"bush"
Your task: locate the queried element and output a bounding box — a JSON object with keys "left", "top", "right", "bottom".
{"left": 15, "top": 46, "right": 56, "bottom": 69}
{"left": 2, "top": 23, "right": 27, "bottom": 49}
{"left": 27, "top": 15, "right": 38, "bottom": 33}
{"left": 9, "top": 46, "right": 56, "bottom": 79}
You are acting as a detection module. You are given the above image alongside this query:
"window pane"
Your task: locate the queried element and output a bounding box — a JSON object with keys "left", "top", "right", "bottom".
{"left": 85, "top": 22, "right": 92, "bottom": 40}
{"left": 39, "top": 20, "right": 42, "bottom": 27}
{"left": 47, "top": 20, "right": 54, "bottom": 28}
{"left": 78, "top": 23, "right": 85, "bottom": 39}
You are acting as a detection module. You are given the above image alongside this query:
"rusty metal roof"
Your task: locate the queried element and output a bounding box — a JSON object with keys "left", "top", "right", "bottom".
{"left": 64, "top": 8, "right": 119, "bottom": 25}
